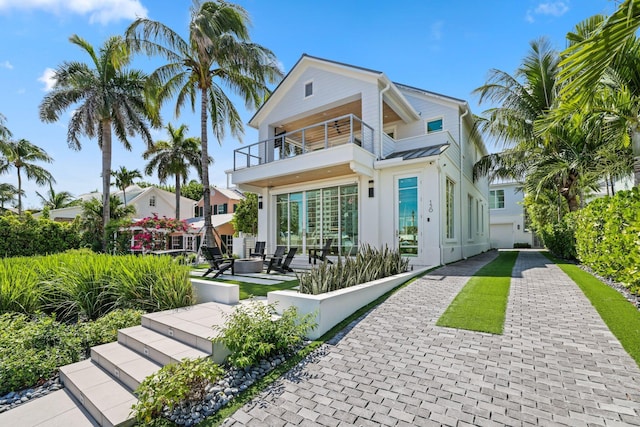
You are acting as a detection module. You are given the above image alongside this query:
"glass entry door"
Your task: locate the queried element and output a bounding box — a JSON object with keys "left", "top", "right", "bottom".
{"left": 397, "top": 177, "right": 418, "bottom": 256}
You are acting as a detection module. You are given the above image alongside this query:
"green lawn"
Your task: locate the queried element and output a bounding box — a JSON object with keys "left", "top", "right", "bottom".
{"left": 436, "top": 251, "right": 518, "bottom": 334}
{"left": 201, "top": 277, "right": 299, "bottom": 300}
{"left": 544, "top": 253, "right": 640, "bottom": 368}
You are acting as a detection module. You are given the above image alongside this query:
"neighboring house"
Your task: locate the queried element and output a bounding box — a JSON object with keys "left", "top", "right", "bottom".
{"left": 193, "top": 186, "right": 245, "bottom": 252}
{"left": 36, "top": 185, "right": 196, "bottom": 222}
{"left": 488, "top": 181, "right": 537, "bottom": 249}
{"left": 230, "top": 54, "right": 490, "bottom": 266}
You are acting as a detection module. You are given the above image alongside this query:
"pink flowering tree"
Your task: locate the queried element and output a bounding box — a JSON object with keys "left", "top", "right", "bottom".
{"left": 130, "top": 214, "right": 189, "bottom": 251}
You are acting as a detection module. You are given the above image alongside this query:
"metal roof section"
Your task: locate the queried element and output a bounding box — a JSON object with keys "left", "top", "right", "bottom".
{"left": 386, "top": 143, "right": 450, "bottom": 161}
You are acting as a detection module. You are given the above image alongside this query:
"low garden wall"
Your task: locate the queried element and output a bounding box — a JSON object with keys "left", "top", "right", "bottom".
{"left": 191, "top": 279, "right": 239, "bottom": 305}
{"left": 267, "top": 267, "right": 429, "bottom": 339}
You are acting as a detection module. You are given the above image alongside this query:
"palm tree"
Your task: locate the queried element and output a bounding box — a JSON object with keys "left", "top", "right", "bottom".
{"left": 0, "top": 183, "right": 19, "bottom": 211}
{"left": 126, "top": 0, "right": 282, "bottom": 245}
{"left": 558, "top": 1, "right": 640, "bottom": 185}
{"left": 111, "top": 166, "right": 142, "bottom": 206}
{"left": 36, "top": 182, "right": 78, "bottom": 210}
{"left": 39, "top": 34, "right": 157, "bottom": 251}
{"left": 472, "top": 38, "right": 617, "bottom": 212}
{"left": 81, "top": 195, "right": 136, "bottom": 253}
{"left": 0, "top": 138, "right": 54, "bottom": 214}
{"left": 143, "top": 123, "right": 203, "bottom": 219}
{"left": 0, "top": 113, "right": 11, "bottom": 141}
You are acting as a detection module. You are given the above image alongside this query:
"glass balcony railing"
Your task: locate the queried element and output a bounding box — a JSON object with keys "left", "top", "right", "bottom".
{"left": 233, "top": 114, "right": 374, "bottom": 170}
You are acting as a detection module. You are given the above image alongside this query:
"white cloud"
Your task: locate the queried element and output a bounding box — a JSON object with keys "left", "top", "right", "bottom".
{"left": 0, "top": 0, "right": 147, "bottom": 24}
{"left": 535, "top": 1, "right": 570, "bottom": 17}
{"left": 526, "top": 1, "right": 570, "bottom": 23}
{"left": 38, "top": 67, "right": 56, "bottom": 92}
{"left": 0, "top": 60, "right": 13, "bottom": 69}
{"left": 430, "top": 21, "right": 444, "bottom": 41}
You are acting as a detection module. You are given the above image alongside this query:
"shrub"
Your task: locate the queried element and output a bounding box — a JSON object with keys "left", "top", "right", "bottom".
{"left": 214, "top": 301, "right": 316, "bottom": 368}
{"left": 575, "top": 188, "right": 640, "bottom": 295}
{"left": 0, "top": 212, "right": 81, "bottom": 258}
{"left": 539, "top": 213, "right": 577, "bottom": 260}
{"left": 132, "top": 358, "right": 224, "bottom": 424}
{"left": 298, "top": 244, "right": 410, "bottom": 295}
{"left": 0, "top": 309, "right": 141, "bottom": 395}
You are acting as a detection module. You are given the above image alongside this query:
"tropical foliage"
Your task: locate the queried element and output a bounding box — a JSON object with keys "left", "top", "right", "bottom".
{"left": 143, "top": 123, "right": 203, "bottom": 219}
{"left": 230, "top": 192, "right": 257, "bottom": 235}
{"left": 111, "top": 166, "right": 142, "bottom": 206}
{"left": 298, "top": 244, "right": 409, "bottom": 295}
{"left": 80, "top": 195, "right": 136, "bottom": 253}
{"left": 574, "top": 188, "right": 640, "bottom": 295}
{"left": 214, "top": 301, "right": 316, "bottom": 368}
{"left": 0, "top": 212, "right": 81, "bottom": 258}
{"left": 39, "top": 34, "right": 157, "bottom": 250}
{"left": 36, "top": 182, "right": 79, "bottom": 210}
{"left": 0, "top": 309, "right": 142, "bottom": 395}
{"left": 0, "top": 251, "right": 193, "bottom": 321}
{"left": 0, "top": 138, "right": 54, "bottom": 214}
{"left": 126, "top": 0, "right": 282, "bottom": 246}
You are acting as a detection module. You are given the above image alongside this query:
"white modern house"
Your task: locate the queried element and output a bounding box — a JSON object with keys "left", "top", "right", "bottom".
{"left": 37, "top": 185, "right": 196, "bottom": 222}
{"left": 230, "top": 55, "right": 490, "bottom": 266}
{"left": 488, "top": 181, "right": 536, "bottom": 249}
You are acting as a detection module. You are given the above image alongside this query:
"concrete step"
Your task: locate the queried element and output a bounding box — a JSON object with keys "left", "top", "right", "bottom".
{"left": 140, "top": 301, "right": 235, "bottom": 363}
{"left": 59, "top": 360, "right": 137, "bottom": 427}
{"left": 118, "top": 326, "right": 211, "bottom": 366}
{"left": 91, "top": 342, "right": 162, "bottom": 392}
{"left": 0, "top": 389, "right": 99, "bottom": 427}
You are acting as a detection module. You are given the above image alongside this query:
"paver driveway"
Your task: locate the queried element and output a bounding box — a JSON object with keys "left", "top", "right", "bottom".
{"left": 223, "top": 251, "right": 640, "bottom": 426}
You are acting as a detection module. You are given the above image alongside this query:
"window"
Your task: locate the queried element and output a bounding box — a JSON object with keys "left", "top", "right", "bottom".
{"left": 304, "top": 81, "right": 313, "bottom": 98}
{"left": 149, "top": 195, "right": 156, "bottom": 207}
{"left": 427, "top": 118, "right": 443, "bottom": 133}
{"left": 468, "top": 195, "right": 473, "bottom": 240}
{"left": 489, "top": 189, "right": 505, "bottom": 209}
{"left": 214, "top": 203, "right": 227, "bottom": 215}
{"left": 446, "top": 178, "right": 455, "bottom": 239}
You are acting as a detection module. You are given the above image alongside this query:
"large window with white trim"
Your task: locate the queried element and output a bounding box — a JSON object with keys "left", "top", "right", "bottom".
{"left": 276, "top": 184, "right": 358, "bottom": 256}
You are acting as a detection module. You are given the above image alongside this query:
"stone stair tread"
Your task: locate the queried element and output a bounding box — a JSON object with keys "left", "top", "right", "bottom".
{"left": 91, "top": 342, "right": 162, "bottom": 388}
{"left": 142, "top": 301, "right": 235, "bottom": 336}
{"left": 0, "top": 389, "right": 99, "bottom": 427}
{"left": 119, "top": 325, "right": 211, "bottom": 361}
{"left": 60, "top": 360, "right": 137, "bottom": 427}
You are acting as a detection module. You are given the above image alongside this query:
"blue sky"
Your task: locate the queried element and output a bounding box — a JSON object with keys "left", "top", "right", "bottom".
{"left": 0, "top": 0, "right": 618, "bottom": 209}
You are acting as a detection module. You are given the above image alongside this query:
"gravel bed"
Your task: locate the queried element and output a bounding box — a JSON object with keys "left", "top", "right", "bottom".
{"left": 0, "top": 375, "right": 62, "bottom": 414}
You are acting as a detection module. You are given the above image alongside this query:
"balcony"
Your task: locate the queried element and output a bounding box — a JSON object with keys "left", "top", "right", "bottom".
{"left": 233, "top": 114, "right": 375, "bottom": 171}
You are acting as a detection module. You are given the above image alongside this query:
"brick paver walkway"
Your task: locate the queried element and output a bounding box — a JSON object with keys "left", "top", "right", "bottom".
{"left": 223, "top": 251, "right": 640, "bottom": 426}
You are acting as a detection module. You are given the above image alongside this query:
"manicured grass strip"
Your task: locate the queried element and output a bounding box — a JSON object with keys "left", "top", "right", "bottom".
{"left": 201, "top": 267, "right": 437, "bottom": 426}
{"left": 544, "top": 253, "right": 640, "bottom": 368}
{"left": 436, "top": 251, "right": 518, "bottom": 334}
{"left": 237, "top": 280, "right": 298, "bottom": 299}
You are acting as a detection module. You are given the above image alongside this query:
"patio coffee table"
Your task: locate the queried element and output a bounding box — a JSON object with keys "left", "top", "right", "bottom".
{"left": 234, "top": 258, "right": 263, "bottom": 274}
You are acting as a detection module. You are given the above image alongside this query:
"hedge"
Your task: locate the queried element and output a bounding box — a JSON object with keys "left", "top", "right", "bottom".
{"left": 0, "top": 213, "right": 81, "bottom": 257}
{"left": 575, "top": 188, "right": 640, "bottom": 295}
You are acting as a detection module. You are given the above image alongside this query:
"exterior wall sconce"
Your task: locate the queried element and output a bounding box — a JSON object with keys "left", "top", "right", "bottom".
{"left": 258, "top": 195, "right": 263, "bottom": 209}
{"left": 368, "top": 180, "right": 374, "bottom": 198}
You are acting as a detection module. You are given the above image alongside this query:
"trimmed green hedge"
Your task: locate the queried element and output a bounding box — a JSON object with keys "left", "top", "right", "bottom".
{"left": 575, "top": 188, "right": 640, "bottom": 295}
{"left": 0, "top": 213, "right": 81, "bottom": 257}
{"left": 539, "top": 212, "right": 577, "bottom": 260}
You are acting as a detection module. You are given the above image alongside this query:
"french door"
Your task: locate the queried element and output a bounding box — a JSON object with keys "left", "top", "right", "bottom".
{"left": 396, "top": 176, "right": 419, "bottom": 256}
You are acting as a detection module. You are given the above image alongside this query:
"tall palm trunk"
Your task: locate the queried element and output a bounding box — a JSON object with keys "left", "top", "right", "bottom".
{"left": 16, "top": 166, "right": 22, "bottom": 215}
{"left": 632, "top": 128, "right": 640, "bottom": 187}
{"left": 175, "top": 173, "right": 181, "bottom": 220}
{"left": 201, "top": 87, "right": 214, "bottom": 247}
{"left": 102, "top": 121, "right": 112, "bottom": 251}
